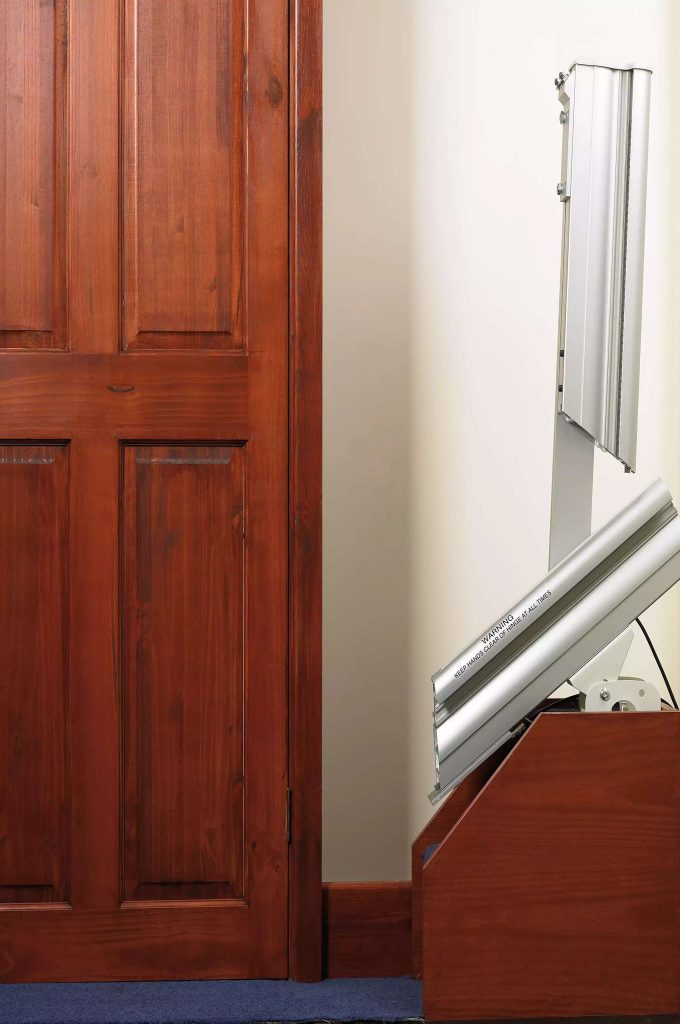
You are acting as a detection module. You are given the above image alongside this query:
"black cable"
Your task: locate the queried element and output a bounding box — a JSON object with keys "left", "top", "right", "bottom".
{"left": 522, "top": 692, "right": 579, "bottom": 727}
{"left": 636, "top": 616, "right": 679, "bottom": 710}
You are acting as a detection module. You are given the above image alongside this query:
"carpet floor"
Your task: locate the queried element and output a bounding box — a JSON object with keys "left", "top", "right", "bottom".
{"left": 0, "top": 977, "right": 423, "bottom": 1024}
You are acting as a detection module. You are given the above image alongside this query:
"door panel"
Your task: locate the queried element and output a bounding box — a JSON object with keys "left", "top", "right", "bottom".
{"left": 122, "top": 0, "right": 245, "bottom": 350}
{"left": 0, "top": 0, "right": 289, "bottom": 981}
{"left": 0, "top": 0, "right": 67, "bottom": 348}
{"left": 122, "top": 444, "right": 245, "bottom": 902}
{"left": 0, "top": 444, "right": 69, "bottom": 905}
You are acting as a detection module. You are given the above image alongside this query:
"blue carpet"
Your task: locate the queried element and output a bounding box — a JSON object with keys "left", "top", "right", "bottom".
{"left": 0, "top": 977, "right": 422, "bottom": 1024}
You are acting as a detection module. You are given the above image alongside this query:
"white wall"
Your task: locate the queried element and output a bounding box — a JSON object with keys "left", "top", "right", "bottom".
{"left": 323, "top": 0, "right": 680, "bottom": 881}
{"left": 323, "top": 0, "right": 414, "bottom": 880}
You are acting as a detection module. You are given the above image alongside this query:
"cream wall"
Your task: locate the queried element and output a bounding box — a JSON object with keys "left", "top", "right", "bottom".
{"left": 323, "top": 0, "right": 680, "bottom": 881}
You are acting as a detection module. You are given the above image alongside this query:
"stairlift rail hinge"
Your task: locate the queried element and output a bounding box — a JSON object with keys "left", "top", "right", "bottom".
{"left": 570, "top": 627, "right": 662, "bottom": 712}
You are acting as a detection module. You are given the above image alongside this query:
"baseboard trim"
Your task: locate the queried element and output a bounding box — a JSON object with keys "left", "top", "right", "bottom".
{"left": 322, "top": 881, "right": 412, "bottom": 978}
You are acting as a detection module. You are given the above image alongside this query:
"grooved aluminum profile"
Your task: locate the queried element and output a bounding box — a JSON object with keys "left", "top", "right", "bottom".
{"left": 556, "top": 63, "right": 651, "bottom": 472}
{"left": 430, "top": 479, "right": 680, "bottom": 804}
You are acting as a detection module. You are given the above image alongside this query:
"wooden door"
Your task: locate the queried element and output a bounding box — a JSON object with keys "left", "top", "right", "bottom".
{"left": 0, "top": 0, "right": 290, "bottom": 980}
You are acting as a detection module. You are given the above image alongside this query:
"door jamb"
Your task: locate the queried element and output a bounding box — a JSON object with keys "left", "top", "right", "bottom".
{"left": 288, "top": 0, "right": 323, "bottom": 982}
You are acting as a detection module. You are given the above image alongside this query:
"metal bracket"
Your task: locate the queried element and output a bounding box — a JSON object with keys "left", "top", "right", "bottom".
{"left": 581, "top": 677, "right": 661, "bottom": 712}
{"left": 571, "top": 627, "right": 661, "bottom": 711}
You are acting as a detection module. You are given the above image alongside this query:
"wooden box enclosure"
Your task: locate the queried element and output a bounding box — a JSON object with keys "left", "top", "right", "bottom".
{"left": 414, "top": 712, "right": 680, "bottom": 1021}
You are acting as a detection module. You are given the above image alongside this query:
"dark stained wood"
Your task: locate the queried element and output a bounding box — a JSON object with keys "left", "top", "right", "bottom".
{"left": 0, "top": 905, "right": 250, "bottom": 981}
{"left": 122, "top": 0, "right": 244, "bottom": 351}
{"left": 0, "top": 0, "right": 293, "bottom": 981}
{"left": 440, "top": 1018, "right": 680, "bottom": 1024}
{"left": 288, "top": 0, "right": 323, "bottom": 983}
{"left": 0, "top": 353, "right": 248, "bottom": 439}
{"left": 69, "top": 439, "right": 121, "bottom": 910}
{"left": 69, "top": 0, "right": 120, "bottom": 353}
{"left": 242, "top": 0, "right": 289, "bottom": 977}
{"left": 411, "top": 747, "right": 511, "bottom": 977}
{"left": 0, "top": 0, "right": 67, "bottom": 349}
{"left": 122, "top": 445, "right": 245, "bottom": 902}
{"left": 323, "top": 882, "right": 411, "bottom": 979}
{"left": 423, "top": 713, "right": 680, "bottom": 1020}
{"left": 0, "top": 445, "right": 69, "bottom": 905}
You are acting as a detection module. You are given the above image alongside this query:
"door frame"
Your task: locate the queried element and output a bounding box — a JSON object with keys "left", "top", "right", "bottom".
{"left": 288, "top": 0, "right": 323, "bottom": 982}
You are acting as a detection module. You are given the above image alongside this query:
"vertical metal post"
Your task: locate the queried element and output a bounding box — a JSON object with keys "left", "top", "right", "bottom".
{"left": 548, "top": 413, "right": 593, "bottom": 569}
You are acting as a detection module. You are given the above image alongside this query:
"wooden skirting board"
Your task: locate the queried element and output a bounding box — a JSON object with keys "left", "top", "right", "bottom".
{"left": 322, "top": 882, "right": 412, "bottom": 978}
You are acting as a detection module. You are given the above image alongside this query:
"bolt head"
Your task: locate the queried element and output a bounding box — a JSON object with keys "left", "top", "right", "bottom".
{"left": 559, "top": 111, "right": 568, "bottom": 124}
{"left": 556, "top": 182, "right": 566, "bottom": 196}
{"left": 600, "top": 687, "right": 611, "bottom": 702}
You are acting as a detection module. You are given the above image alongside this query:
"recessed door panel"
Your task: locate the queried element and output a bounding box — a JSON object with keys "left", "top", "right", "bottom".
{"left": 122, "top": 0, "right": 245, "bottom": 351}
{"left": 0, "top": 444, "right": 69, "bottom": 904}
{"left": 0, "top": 0, "right": 67, "bottom": 349}
{"left": 122, "top": 444, "right": 245, "bottom": 902}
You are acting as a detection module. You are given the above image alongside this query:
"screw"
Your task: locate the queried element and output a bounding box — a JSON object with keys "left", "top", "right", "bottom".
{"left": 555, "top": 71, "right": 568, "bottom": 88}
{"left": 600, "top": 687, "right": 611, "bottom": 702}
{"left": 556, "top": 182, "right": 566, "bottom": 196}
{"left": 559, "top": 111, "right": 568, "bottom": 124}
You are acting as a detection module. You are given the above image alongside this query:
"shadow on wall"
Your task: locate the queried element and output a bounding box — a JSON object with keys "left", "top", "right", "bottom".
{"left": 323, "top": 0, "right": 558, "bottom": 882}
{"left": 323, "top": 0, "right": 414, "bottom": 881}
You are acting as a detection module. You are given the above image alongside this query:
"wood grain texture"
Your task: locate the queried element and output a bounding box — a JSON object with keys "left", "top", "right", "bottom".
{"left": 68, "top": 440, "right": 121, "bottom": 910}
{"left": 122, "top": 445, "right": 245, "bottom": 901}
{"left": 0, "top": 353, "right": 248, "bottom": 439}
{"left": 322, "top": 882, "right": 411, "bottom": 979}
{"left": 68, "top": 0, "right": 120, "bottom": 353}
{"left": 0, "top": 904, "right": 250, "bottom": 981}
{"left": 423, "top": 713, "right": 680, "bottom": 1020}
{"left": 0, "top": 0, "right": 67, "bottom": 348}
{"left": 0, "top": 445, "right": 69, "bottom": 905}
{"left": 241, "top": 0, "right": 289, "bottom": 977}
{"left": 420, "top": 1018, "right": 680, "bottom": 1024}
{"left": 288, "top": 0, "right": 323, "bottom": 983}
{"left": 0, "top": 0, "right": 293, "bottom": 981}
{"left": 122, "top": 0, "right": 244, "bottom": 350}
{"left": 411, "top": 747, "right": 511, "bottom": 977}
